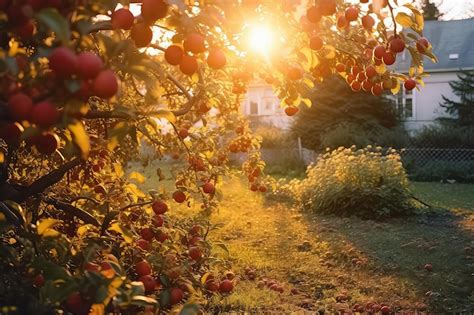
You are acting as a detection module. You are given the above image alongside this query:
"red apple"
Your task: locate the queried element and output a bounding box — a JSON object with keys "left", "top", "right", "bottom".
{"left": 7, "top": 93, "right": 33, "bottom": 121}
{"left": 135, "top": 260, "right": 152, "bottom": 276}
{"left": 31, "top": 101, "right": 60, "bottom": 128}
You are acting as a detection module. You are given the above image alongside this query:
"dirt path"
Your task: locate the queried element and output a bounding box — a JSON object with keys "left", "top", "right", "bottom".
{"left": 209, "top": 178, "right": 474, "bottom": 313}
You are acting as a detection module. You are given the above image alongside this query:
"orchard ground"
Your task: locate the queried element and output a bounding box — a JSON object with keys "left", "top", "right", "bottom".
{"left": 130, "top": 160, "right": 474, "bottom": 313}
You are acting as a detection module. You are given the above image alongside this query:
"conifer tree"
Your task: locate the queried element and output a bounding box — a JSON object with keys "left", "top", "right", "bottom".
{"left": 441, "top": 71, "right": 474, "bottom": 126}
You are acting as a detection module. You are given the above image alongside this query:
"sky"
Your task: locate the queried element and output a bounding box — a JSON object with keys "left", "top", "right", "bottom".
{"left": 428, "top": 0, "right": 474, "bottom": 20}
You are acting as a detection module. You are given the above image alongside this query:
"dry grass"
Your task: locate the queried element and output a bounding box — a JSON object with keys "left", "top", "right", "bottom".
{"left": 208, "top": 179, "right": 474, "bottom": 313}
{"left": 128, "top": 160, "right": 474, "bottom": 313}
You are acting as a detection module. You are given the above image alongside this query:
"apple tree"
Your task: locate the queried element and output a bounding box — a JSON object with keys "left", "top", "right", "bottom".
{"left": 0, "top": 0, "right": 434, "bottom": 313}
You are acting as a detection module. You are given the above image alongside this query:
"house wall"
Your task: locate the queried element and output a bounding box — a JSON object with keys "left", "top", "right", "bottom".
{"left": 405, "top": 72, "right": 458, "bottom": 132}
{"left": 243, "top": 72, "right": 460, "bottom": 133}
{"left": 242, "top": 84, "right": 293, "bottom": 130}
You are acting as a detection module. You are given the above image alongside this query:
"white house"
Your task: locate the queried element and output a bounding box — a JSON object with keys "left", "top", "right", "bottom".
{"left": 241, "top": 82, "right": 293, "bottom": 130}
{"left": 242, "top": 18, "right": 474, "bottom": 132}
{"left": 392, "top": 18, "right": 474, "bottom": 131}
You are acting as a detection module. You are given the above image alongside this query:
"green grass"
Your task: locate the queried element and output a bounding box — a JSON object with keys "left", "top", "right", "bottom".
{"left": 411, "top": 182, "right": 474, "bottom": 211}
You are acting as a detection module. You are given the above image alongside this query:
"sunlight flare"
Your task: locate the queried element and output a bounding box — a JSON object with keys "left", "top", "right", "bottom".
{"left": 246, "top": 24, "right": 275, "bottom": 56}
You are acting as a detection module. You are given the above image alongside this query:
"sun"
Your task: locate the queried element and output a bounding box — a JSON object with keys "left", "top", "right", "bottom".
{"left": 246, "top": 24, "right": 275, "bottom": 56}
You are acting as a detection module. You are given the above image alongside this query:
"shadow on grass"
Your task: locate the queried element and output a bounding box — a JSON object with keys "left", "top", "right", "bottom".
{"left": 291, "top": 203, "right": 474, "bottom": 313}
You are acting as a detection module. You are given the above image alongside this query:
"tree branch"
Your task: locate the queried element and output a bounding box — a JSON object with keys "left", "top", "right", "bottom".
{"left": 387, "top": 1, "right": 398, "bottom": 36}
{"left": 21, "top": 159, "right": 82, "bottom": 201}
{"left": 0, "top": 159, "right": 82, "bottom": 203}
{"left": 84, "top": 110, "right": 132, "bottom": 120}
{"left": 43, "top": 197, "right": 100, "bottom": 226}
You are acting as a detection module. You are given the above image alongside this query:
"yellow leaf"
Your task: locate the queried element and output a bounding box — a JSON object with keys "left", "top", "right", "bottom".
{"left": 302, "top": 78, "right": 314, "bottom": 89}
{"left": 395, "top": 12, "right": 414, "bottom": 28}
{"left": 114, "top": 163, "right": 124, "bottom": 177}
{"left": 108, "top": 222, "right": 133, "bottom": 243}
{"left": 77, "top": 225, "right": 90, "bottom": 237}
{"left": 126, "top": 183, "right": 146, "bottom": 201}
{"left": 37, "top": 218, "right": 60, "bottom": 237}
{"left": 107, "top": 137, "right": 119, "bottom": 151}
{"left": 89, "top": 304, "right": 104, "bottom": 315}
{"left": 152, "top": 110, "right": 176, "bottom": 123}
{"left": 391, "top": 79, "right": 401, "bottom": 95}
{"left": 129, "top": 171, "right": 145, "bottom": 184}
{"left": 68, "top": 120, "right": 90, "bottom": 159}
{"left": 323, "top": 45, "right": 336, "bottom": 59}
{"left": 0, "top": 152, "right": 4, "bottom": 163}
{"left": 375, "top": 64, "right": 386, "bottom": 74}
{"left": 201, "top": 272, "right": 212, "bottom": 285}
{"left": 414, "top": 11, "right": 424, "bottom": 31}
{"left": 301, "top": 98, "right": 312, "bottom": 108}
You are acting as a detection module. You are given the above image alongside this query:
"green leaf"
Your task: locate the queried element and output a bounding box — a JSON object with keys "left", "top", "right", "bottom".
{"left": 65, "top": 80, "right": 81, "bottom": 94}
{"left": 36, "top": 8, "right": 70, "bottom": 44}
{"left": 159, "top": 289, "right": 171, "bottom": 307}
{"left": 179, "top": 304, "right": 200, "bottom": 315}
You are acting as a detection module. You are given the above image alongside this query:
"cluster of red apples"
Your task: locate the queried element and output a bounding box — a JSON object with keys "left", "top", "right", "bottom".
{"left": 111, "top": 2, "right": 226, "bottom": 77}
{"left": 301, "top": 0, "right": 431, "bottom": 101}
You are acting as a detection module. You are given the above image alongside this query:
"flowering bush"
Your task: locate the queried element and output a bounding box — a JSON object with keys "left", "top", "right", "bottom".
{"left": 281, "top": 146, "right": 414, "bottom": 218}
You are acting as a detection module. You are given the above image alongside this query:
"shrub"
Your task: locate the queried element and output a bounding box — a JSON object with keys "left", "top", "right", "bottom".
{"left": 411, "top": 160, "right": 474, "bottom": 183}
{"left": 254, "top": 125, "right": 294, "bottom": 149}
{"left": 291, "top": 76, "right": 400, "bottom": 151}
{"left": 320, "top": 122, "right": 409, "bottom": 151}
{"left": 410, "top": 124, "right": 474, "bottom": 148}
{"left": 264, "top": 154, "right": 306, "bottom": 177}
{"left": 289, "top": 146, "right": 414, "bottom": 219}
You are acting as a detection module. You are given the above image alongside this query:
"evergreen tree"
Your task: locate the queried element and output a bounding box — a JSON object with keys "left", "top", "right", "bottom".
{"left": 421, "top": 0, "right": 442, "bottom": 20}
{"left": 291, "top": 76, "right": 399, "bottom": 150}
{"left": 441, "top": 71, "right": 474, "bottom": 126}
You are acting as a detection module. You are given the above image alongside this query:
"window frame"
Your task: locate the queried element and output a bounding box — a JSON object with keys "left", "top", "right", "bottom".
{"left": 389, "top": 86, "right": 416, "bottom": 121}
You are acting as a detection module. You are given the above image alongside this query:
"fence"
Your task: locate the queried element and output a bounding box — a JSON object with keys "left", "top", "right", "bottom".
{"left": 401, "top": 147, "right": 474, "bottom": 182}
{"left": 230, "top": 145, "right": 474, "bottom": 183}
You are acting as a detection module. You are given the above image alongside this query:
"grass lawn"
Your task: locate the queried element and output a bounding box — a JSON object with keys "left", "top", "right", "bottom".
{"left": 209, "top": 179, "right": 474, "bottom": 313}
{"left": 130, "top": 161, "right": 474, "bottom": 313}
{"left": 411, "top": 181, "right": 474, "bottom": 211}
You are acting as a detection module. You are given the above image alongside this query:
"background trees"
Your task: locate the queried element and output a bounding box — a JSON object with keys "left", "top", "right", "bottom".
{"left": 291, "top": 76, "right": 402, "bottom": 150}
{"left": 441, "top": 71, "right": 474, "bottom": 126}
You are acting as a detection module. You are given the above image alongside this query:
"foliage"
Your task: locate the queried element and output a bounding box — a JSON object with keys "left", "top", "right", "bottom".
{"left": 254, "top": 125, "right": 294, "bottom": 149}
{"left": 263, "top": 155, "right": 306, "bottom": 178}
{"left": 292, "top": 77, "right": 399, "bottom": 151}
{"left": 0, "top": 0, "right": 435, "bottom": 313}
{"left": 319, "top": 122, "right": 409, "bottom": 150}
{"left": 410, "top": 124, "right": 474, "bottom": 148}
{"left": 420, "top": 0, "right": 442, "bottom": 21}
{"left": 278, "top": 146, "right": 414, "bottom": 219}
{"left": 411, "top": 160, "right": 474, "bottom": 183}
{"left": 440, "top": 71, "right": 474, "bottom": 126}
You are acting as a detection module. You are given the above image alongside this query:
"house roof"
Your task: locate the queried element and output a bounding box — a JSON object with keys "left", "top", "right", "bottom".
{"left": 395, "top": 18, "right": 474, "bottom": 72}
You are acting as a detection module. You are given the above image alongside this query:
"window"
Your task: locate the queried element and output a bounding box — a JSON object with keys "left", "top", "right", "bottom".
{"left": 262, "top": 97, "right": 277, "bottom": 114}
{"left": 390, "top": 87, "right": 414, "bottom": 120}
{"left": 249, "top": 101, "right": 259, "bottom": 115}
